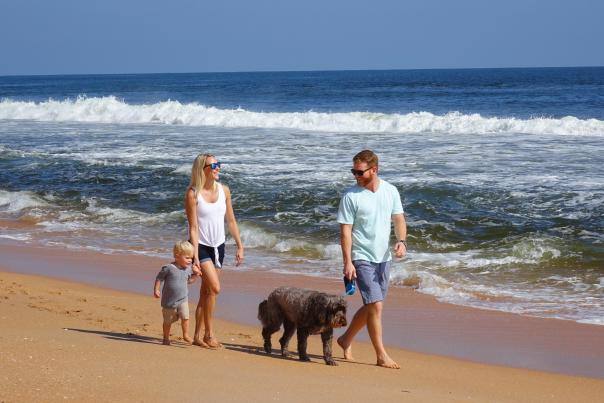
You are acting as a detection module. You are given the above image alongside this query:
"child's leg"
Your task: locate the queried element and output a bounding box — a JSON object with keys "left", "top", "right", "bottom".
{"left": 181, "top": 319, "right": 192, "bottom": 343}
{"left": 163, "top": 322, "right": 171, "bottom": 345}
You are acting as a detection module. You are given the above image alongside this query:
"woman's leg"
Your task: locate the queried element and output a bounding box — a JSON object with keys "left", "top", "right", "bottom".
{"left": 193, "top": 284, "right": 206, "bottom": 346}
{"left": 200, "top": 260, "right": 221, "bottom": 347}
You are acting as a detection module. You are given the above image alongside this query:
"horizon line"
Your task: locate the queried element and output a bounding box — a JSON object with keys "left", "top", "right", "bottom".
{"left": 1, "top": 65, "right": 603, "bottom": 79}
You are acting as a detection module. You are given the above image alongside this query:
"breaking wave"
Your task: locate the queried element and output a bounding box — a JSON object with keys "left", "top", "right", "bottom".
{"left": 1, "top": 96, "right": 603, "bottom": 136}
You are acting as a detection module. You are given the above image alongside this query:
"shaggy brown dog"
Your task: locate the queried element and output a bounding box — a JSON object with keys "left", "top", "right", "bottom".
{"left": 258, "top": 286, "right": 347, "bottom": 366}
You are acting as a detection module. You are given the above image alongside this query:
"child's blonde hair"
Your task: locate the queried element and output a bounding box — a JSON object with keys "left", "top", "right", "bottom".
{"left": 173, "top": 240, "right": 195, "bottom": 258}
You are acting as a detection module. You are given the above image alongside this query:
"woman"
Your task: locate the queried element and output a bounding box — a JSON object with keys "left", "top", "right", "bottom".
{"left": 185, "top": 153, "right": 244, "bottom": 348}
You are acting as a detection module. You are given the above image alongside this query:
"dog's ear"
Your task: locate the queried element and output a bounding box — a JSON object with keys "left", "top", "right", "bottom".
{"left": 312, "top": 294, "right": 328, "bottom": 324}
{"left": 336, "top": 298, "right": 347, "bottom": 313}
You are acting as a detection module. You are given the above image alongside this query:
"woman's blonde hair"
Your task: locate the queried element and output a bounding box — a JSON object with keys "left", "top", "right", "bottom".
{"left": 189, "top": 153, "right": 217, "bottom": 198}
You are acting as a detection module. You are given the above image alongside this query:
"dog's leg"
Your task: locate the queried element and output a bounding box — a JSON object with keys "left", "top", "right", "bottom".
{"left": 262, "top": 324, "right": 280, "bottom": 354}
{"left": 321, "top": 328, "right": 337, "bottom": 366}
{"left": 296, "top": 327, "right": 311, "bottom": 362}
{"left": 279, "top": 319, "right": 296, "bottom": 358}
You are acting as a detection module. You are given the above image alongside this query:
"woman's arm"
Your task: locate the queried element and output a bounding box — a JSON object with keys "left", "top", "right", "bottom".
{"left": 223, "top": 184, "right": 244, "bottom": 266}
{"left": 185, "top": 188, "right": 200, "bottom": 268}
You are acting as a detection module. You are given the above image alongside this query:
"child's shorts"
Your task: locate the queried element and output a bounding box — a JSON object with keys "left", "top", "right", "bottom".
{"left": 162, "top": 302, "right": 189, "bottom": 324}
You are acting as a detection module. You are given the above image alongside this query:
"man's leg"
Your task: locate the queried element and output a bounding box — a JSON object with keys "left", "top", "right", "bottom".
{"left": 366, "top": 301, "right": 399, "bottom": 369}
{"left": 337, "top": 304, "right": 369, "bottom": 360}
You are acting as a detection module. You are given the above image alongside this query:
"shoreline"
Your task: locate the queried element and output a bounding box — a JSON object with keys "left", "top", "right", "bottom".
{"left": 1, "top": 241, "right": 603, "bottom": 379}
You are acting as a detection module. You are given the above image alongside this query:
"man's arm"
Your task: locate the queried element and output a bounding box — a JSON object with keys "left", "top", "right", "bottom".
{"left": 340, "top": 223, "right": 356, "bottom": 280}
{"left": 392, "top": 214, "right": 407, "bottom": 258}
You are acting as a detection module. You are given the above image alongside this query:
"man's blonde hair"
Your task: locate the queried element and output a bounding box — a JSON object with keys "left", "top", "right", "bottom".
{"left": 173, "top": 240, "right": 195, "bottom": 258}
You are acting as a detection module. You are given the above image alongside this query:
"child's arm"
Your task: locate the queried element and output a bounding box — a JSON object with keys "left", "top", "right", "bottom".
{"left": 153, "top": 279, "right": 161, "bottom": 298}
{"left": 188, "top": 266, "right": 202, "bottom": 284}
{"left": 192, "top": 265, "right": 202, "bottom": 277}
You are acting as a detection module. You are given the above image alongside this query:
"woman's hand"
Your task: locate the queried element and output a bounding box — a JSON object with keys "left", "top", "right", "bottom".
{"left": 235, "top": 246, "right": 244, "bottom": 266}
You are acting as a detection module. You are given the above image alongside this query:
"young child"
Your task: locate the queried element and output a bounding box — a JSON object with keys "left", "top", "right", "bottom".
{"left": 154, "top": 240, "right": 201, "bottom": 345}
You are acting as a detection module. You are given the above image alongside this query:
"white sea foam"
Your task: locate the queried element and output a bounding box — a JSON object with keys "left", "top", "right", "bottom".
{"left": 0, "top": 190, "right": 48, "bottom": 213}
{"left": 0, "top": 234, "right": 31, "bottom": 241}
{"left": 239, "top": 223, "right": 341, "bottom": 259}
{"left": 1, "top": 96, "right": 603, "bottom": 136}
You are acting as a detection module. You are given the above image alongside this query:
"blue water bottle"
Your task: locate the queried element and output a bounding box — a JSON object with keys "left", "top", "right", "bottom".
{"left": 343, "top": 276, "right": 356, "bottom": 296}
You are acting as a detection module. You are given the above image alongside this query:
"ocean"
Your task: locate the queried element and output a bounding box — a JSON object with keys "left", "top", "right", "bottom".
{"left": 0, "top": 67, "right": 603, "bottom": 325}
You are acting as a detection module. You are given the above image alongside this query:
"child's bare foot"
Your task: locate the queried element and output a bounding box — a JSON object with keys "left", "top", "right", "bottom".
{"left": 162, "top": 339, "right": 171, "bottom": 346}
{"left": 377, "top": 354, "right": 400, "bottom": 369}
{"left": 203, "top": 336, "right": 222, "bottom": 349}
{"left": 183, "top": 335, "right": 193, "bottom": 344}
{"left": 337, "top": 336, "right": 354, "bottom": 361}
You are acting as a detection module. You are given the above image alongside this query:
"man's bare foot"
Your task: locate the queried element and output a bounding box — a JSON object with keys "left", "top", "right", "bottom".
{"left": 203, "top": 336, "right": 223, "bottom": 349}
{"left": 192, "top": 338, "right": 210, "bottom": 348}
{"left": 377, "top": 355, "right": 400, "bottom": 369}
{"left": 162, "top": 339, "right": 171, "bottom": 346}
{"left": 183, "top": 335, "right": 193, "bottom": 344}
{"left": 337, "top": 336, "right": 354, "bottom": 361}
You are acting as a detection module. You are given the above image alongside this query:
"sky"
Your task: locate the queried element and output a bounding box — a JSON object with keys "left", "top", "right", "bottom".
{"left": 1, "top": 0, "right": 603, "bottom": 75}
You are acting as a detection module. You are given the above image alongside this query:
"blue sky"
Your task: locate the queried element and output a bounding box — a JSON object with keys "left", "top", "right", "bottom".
{"left": 1, "top": 0, "right": 603, "bottom": 75}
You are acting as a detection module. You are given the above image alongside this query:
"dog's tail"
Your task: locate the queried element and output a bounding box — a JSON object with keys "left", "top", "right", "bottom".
{"left": 257, "top": 299, "right": 269, "bottom": 324}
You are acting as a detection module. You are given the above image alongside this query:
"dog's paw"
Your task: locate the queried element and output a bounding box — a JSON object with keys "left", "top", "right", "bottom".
{"left": 263, "top": 343, "right": 272, "bottom": 354}
{"left": 281, "top": 350, "right": 292, "bottom": 358}
{"left": 299, "top": 355, "right": 311, "bottom": 362}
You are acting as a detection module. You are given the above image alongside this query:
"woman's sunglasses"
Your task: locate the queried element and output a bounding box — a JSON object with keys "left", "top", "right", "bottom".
{"left": 350, "top": 167, "right": 372, "bottom": 176}
{"left": 204, "top": 161, "right": 221, "bottom": 169}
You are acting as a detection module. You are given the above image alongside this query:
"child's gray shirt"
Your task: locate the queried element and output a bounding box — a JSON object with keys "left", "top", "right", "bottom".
{"left": 155, "top": 263, "right": 193, "bottom": 308}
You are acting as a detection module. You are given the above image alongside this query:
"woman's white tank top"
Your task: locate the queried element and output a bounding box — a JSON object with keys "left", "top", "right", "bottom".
{"left": 195, "top": 183, "right": 226, "bottom": 248}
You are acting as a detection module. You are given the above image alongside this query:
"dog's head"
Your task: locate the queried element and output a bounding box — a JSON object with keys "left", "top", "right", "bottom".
{"left": 327, "top": 296, "right": 347, "bottom": 328}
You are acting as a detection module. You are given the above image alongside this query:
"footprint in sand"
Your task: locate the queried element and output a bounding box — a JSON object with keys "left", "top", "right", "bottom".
{"left": 231, "top": 332, "right": 252, "bottom": 339}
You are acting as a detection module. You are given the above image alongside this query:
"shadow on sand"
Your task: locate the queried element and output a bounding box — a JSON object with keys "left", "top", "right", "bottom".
{"left": 223, "top": 342, "right": 351, "bottom": 366}
{"left": 65, "top": 328, "right": 187, "bottom": 348}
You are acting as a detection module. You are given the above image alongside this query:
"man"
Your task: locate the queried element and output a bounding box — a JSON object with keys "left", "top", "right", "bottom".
{"left": 336, "top": 150, "right": 407, "bottom": 369}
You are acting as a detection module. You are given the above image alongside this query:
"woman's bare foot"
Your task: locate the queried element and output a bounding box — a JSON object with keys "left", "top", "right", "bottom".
{"left": 162, "top": 339, "right": 171, "bottom": 346}
{"left": 192, "top": 338, "right": 210, "bottom": 348}
{"left": 337, "top": 336, "right": 354, "bottom": 361}
{"left": 183, "top": 335, "right": 193, "bottom": 344}
{"left": 377, "top": 355, "right": 400, "bottom": 369}
{"left": 203, "top": 336, "right": 223, "bottom": 349}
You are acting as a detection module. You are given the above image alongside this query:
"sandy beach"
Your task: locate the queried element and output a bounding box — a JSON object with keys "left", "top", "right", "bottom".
{"left": 1, "top": 244, "right": 604, "bottom": 402}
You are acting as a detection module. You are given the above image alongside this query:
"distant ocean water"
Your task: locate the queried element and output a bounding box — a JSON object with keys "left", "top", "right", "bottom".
{"left": 1, "top": 67, "right": 603, "bottom": 324}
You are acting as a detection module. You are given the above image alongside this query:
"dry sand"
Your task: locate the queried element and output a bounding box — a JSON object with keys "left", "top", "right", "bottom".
{"left": 2, "top": 269, "right": 604, "bottom": 402}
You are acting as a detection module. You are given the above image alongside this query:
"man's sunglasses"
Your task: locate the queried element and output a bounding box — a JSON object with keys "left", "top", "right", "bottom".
{"left": 204, "top": 161, "right": 221, "bottom": 169}
{"left": 350, "top": 167, "right": 372, "bottom": 176}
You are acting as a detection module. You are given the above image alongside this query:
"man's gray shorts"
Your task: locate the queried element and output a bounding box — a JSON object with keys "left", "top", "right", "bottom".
{"left": 353, "top": 260, "right": 391, "bottom": 305}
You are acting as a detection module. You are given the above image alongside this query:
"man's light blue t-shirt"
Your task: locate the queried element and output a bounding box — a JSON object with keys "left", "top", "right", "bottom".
{"left": 337, "top": 179, "right": 404, "bottom": 263}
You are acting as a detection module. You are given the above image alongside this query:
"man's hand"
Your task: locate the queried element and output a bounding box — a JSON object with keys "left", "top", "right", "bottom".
{"left": 343, "top": 261, "right": 357, "bottom": 280}
{"left": 394, "top": 241, "right": 407, "bottom": 258}
{"left": 153, "top": 289, "right": 161, "bottom": 298}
